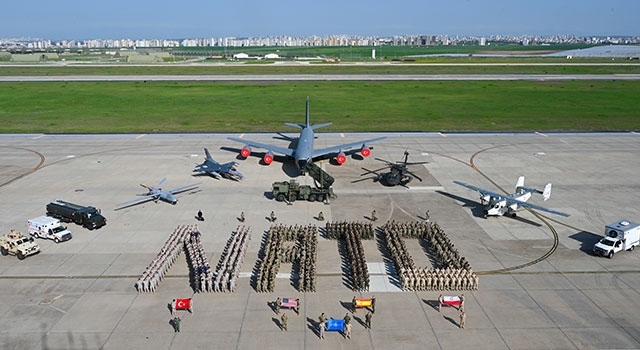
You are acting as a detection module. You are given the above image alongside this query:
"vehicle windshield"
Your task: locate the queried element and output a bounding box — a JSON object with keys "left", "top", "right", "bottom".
{"left": 51, "top": 226, "right": 67, "bottom": 234}
{"left": 599, "top": 238, "right": 614, "bottom": 246}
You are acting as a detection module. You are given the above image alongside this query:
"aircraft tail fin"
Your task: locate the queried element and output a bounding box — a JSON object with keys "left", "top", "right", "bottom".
{"left": 516, "top": 176, "right": 525, "bottom": 191}
{"left": 305, "top": 97, "right": 310, "bottom": 127}
{"left": 543, "top": 183, "right": 552, "bottom": 201}
{"left": 204, "top": 148, "right": 213, "bottom": 161}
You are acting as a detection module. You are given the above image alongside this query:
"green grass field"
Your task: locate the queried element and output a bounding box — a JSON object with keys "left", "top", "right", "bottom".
{"left": 1, "top": 80, "right": 639, "bottom": 133}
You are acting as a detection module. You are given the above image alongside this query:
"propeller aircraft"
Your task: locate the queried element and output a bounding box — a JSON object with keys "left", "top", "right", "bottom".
{"left": 117, "top": 178, "right": 201, "bottom": 207}
{"left": 453, "top": 176, "right": 570, "bottom": 218}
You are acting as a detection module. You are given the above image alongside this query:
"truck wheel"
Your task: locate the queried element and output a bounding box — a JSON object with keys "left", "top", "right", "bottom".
{"left": 629, "top": 245, "right": 635, "bottom": 252}
{"left": 54, "top": 238, "right": 60, "bottom": 243}
{"left": 316, "top": 195, "right": 324, "bottom": 202}
{"left": 17, "top": 251, "right": 25, "bottom": 260}
{"left": 0, "top": 246, "right": 7, "bottom": 256}
{"left": 276, "top": 194, "right": 285, "bottom": 202}
{"left": 608, "top": 251, "right": 614, "bottom": 259}
{"left": 308, "top": 194, "right": 316, "bottom": 202}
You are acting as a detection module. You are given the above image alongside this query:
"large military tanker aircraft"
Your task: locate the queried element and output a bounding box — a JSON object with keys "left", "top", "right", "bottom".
{"left": 227, "top": 98, "right": 386, "bottom": 174}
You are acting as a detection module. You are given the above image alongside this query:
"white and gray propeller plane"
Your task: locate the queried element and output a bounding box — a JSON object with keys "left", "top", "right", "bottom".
{"left": 117, "top": 178, "right": 200, "bottom": 207}
{"left": 453, "top": 176, "right": 570, "bottom": 218}
{"left": 194, "top": 148, "right": 243, "bottom": 181}
{"left": 227, "top": 98, "right": 386, "bottom": 174}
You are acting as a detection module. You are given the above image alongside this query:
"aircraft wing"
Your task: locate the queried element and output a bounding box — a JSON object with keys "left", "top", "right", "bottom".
{"left": 167, "top": 182, "right": 201, "bottom": 195}
{"left": 312, "top": 136, "right": 386, "bottom": 158}
{"left": 228, "top": 137, "right": 295, "bottom": 157}
{"left": 453, "top": 180, "right": 505, "bottom": 199}
{"left": 117, "top": 194, "right": 157, "bottom": 207}
{"left": 514, "top": 200, "right": 570, "bottom": 217}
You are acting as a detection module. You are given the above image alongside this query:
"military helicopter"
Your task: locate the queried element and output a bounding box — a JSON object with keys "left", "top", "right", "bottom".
{"left": 355, "top": 151, "right": 428, "bottom": 187}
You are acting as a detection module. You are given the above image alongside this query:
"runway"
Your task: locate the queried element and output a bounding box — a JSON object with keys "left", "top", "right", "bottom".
{"left": 1, "top": 132, "right": 640, "bottom": 349}
{"left": 2, "top": 74, "right": 640, "bottom": 82}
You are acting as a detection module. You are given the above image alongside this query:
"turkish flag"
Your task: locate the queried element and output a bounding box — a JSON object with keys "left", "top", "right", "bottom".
{"left": 175, "top": 298, "right": 191, "bottom": 310}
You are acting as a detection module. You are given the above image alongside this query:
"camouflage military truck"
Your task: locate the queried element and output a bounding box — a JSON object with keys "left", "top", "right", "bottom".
{"left": 1, "top": 230, "right": 41, "bottom": 260}
{"left": 272, "top": 162, "right": 336, "bottom": 204}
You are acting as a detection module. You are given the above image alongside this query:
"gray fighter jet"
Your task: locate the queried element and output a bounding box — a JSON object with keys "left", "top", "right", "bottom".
{"left": 117, "top": 178, "right": 200, "bottom": 207}
{"left": 194, "top": 148, "right": 243, "bottom": 181}
{"left": 228, "top": 98, "right": 386, "bottom": 174}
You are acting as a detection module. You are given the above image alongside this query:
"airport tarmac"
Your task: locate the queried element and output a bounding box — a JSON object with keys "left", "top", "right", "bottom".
{"left": 1, "top": 131, "right": 640, "bottom": 349}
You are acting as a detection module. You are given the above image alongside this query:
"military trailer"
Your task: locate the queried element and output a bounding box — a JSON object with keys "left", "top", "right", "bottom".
{"left": 1, "top": 230, "right": 41, "bottom": 260}
{"left": 46, "top": 200, "right": 107, "bottom": 230}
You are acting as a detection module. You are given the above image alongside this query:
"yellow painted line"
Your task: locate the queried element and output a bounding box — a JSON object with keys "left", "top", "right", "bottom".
{"left": 239, "top": 133, "right": 245, "bottom": 138}
{"left": 535, "top": 131, "right": 548, "bottom": 137}
{"left": 340, "top": 133, "right": 345, "bottom": 138}
{"left": 136, "top": 134, "right": 146, "bottom": 139}
{"left": 438, "top": 132, "right": 447, "bottom": 138}
{"left": 32, "top": 135, "right": 45, "bottom": 140}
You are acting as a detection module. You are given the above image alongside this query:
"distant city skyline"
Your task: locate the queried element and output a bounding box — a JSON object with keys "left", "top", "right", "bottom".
{"left": 2, "top": 0, "right": 639, "bottom": 40}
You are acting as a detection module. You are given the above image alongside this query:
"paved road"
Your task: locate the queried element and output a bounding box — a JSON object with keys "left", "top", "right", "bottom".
{"left": 1, "top": 132, "right": 639, "bottom": 349}
{"left": 2, "top": 74, "right": 640, "bottom": 82}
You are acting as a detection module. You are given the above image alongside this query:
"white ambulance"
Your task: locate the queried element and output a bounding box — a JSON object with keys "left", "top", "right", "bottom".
{"left": 28, "top": 216, "right": 73, "bottom": 243}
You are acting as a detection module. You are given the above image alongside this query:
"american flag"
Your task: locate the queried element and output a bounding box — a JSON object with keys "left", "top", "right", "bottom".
{"left": 281, "top": 298, "right": 298, "bottom": 308}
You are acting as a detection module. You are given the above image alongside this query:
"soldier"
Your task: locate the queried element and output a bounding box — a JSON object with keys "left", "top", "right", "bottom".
{"left": 275, "top": 297, "right": 281, "bottom": 314}
{"left": 438, "top": 294, "right": 443, "bottom": 313}
{"left": 319, "top": 319, "right": 326, "bottom": 339}
{"left": 365, "top": 311, "right": 372, "bottom": 329}
{"left": 281, "top": 312, "right": 288, "bottom": 331}
{"left": 172, "top": 315, "right": 181, "bottom": 333}
{"left": 318, "top": 211, "right": 325, "bottom": 221}
{"left": 319, "top": 312, "right": 327, "bottom": 324}
{"left": 459, "top": 294, "right": 465, "bottom": 312}
{"left": 345, "top": 322, "right": 352, "bottom": 339}
{"left": 459, "top": 311, "right": 466, "bottom": 329}
{"left": 371, "top": 210, "right": 377, "bottom": 222}
{"left": 371, "top": 295, "right": 376, "bottom": 313}
{"left": 343, "top": 313, "right": 351, "bottom": 325}
{"left": 270, "top": 211, "right": 277, "bottom": 222}
{"left": 352, "top": 296, "right": 357, "bottom": 313}
{"left": 240, "top": 211, "right": 245, "bottom": 222}
{"left": 425, "top": 210, "right": 430, "bottom": 222}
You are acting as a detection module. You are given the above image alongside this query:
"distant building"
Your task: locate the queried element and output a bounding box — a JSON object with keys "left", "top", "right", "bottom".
{"left": 264, "top": 53, "right": 279, "bottom": 59}
{"left": 233, "top": 53, "right": 249, "bottom": 59}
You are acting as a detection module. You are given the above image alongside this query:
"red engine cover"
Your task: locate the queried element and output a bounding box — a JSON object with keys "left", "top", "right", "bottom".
{"left": 240, "top": 147, "right": 251, "bottom": 158}
{"left": 336, "top": 152, "right": 347, "bottom": 164}
{"left": 361, "top": 147, "right": 371, "bottom": 157}
{"left": 263, "top": 153, "right": 274, "bottom": 165}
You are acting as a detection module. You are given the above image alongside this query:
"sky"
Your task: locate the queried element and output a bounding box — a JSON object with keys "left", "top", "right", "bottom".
{"left": 2, "top": 0, "right": 639, "bottom": 40}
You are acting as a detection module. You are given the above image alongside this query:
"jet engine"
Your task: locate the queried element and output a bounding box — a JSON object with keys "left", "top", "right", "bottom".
{"left": 336, "top": 152, "right": 347, "bottom": 165}
{"left": 262, "top": 151, "right": 274, "bottom": 165}
{"left": 240, "top": 146, "right": 252, "bottom": 158}
{"left": 361, "top": 146, "right": 371, "bottom": 157}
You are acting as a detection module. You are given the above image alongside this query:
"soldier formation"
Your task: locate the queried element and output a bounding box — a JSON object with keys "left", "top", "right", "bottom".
{"left": 255, "top": 224, "right": 318, "bottom": 293}
{"left": 325, "top": 221, "right": 373, "bottom": 291}
{"left": 135, "top": 225, "right": 193, "bottom": 293}
{"left": 209, "top": 225, "right": 251, "bottom": 293}
{"left": 382, "top": 220, "right": 478, "bottom": 291}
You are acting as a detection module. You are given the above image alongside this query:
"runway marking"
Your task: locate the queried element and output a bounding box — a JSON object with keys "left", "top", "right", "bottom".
{"left": 535, "top": 131, "right": 548, "bottom": 137}
{"left": 438, "top": 132, "right": 447, "bottom": 138}
{"left": 136, "top": 134, "right": 146, "bottom": 139}
{"left": 340, "top": 132, "right": 345, "bottom": 138}
{"left": 32, "top": 134, "right": 45, "bottom": 140}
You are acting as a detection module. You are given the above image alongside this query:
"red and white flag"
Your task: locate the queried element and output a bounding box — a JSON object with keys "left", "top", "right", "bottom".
{"left": 175, "top": 298, "right": 191, "bottom": 310}
{"left": 443, "top": 296, "right": 461, "bottom": 307}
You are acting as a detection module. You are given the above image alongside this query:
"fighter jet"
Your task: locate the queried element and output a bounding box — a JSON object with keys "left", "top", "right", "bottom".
{"left": 227, "top": 97, "right": 386, "bottom": 174}
{"left": 454, "top": 176, "right": 570, "bottom": 218}
{"left": 117, "top": 178, "right": 200, "bottom": 207}
{"left": 194, "top": 148, "right": 243, "bottom": 181}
